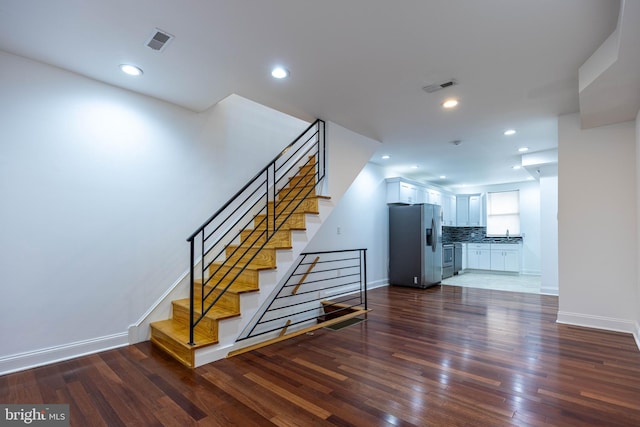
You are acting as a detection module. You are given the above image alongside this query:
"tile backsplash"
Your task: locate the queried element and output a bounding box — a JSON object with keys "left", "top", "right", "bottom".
{"left": 442, "top": 226, "right": 523, "bottom": 244}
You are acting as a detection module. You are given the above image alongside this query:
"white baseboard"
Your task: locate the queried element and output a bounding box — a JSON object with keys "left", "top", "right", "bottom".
{"left": 556, "top": 311, "right": 637, "bottom": 336}
{"left": 634, "top": 320, "right": 640, "bottom": 351}
{"left": 540, "top": 286, "right": 559, "bottom": 296}
{"left": 367, "top": 279, "right": 388, "bottom": 291}
{"left": 0, "top": 332, "right": 129, "bottom": 376}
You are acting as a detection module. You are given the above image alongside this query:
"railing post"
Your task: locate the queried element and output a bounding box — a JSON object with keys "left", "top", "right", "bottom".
{"left": 321, "top": 120, "right": 326, "bottom": 182}
{"left": 188, "top": 237, "right": 195, "bottom": 346}
{"left": 363, "top": 249, "right": 368, "bottom": 311}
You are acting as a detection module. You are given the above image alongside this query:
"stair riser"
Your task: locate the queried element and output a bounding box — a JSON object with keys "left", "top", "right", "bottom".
{"left": 194, "top": 286, "right": 240, "bottom": 312}
{"left": 208, "top": 265, "right": 259, "bottom": 287}
{"left": 285, "top": 172, "right": 317, "bottom": 188}
{"left": 278, "top": 185, "right": 316, "bottom": 201}
{"left": 240, "top": 229, "right": 291, "bottom": 248}
{"left": 150, "top": 328, "right": 194, "bottom": 367}
{"left": 172, "top": 303, "right": 218, "bottom": 337}
{"left": 254, "top": 213, "right": 306, "bottom": 230}
{"left": 268, "top": 198, "right": 319, "bottom": 214}
{"left": 224, "top": 247, "right": 276, "bottom": 268}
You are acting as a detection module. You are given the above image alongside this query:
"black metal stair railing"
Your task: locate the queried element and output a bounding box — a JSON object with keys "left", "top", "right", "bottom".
{"left": 237, "top": 248, "right": 368, "bottom": 342}
{"left": 186, "top": 119, "right": 326, "bottom": 345}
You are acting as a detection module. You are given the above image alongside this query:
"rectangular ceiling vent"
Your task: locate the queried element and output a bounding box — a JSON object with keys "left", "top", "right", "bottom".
{"left": 146, "top": 28, "right": 174, "bottom": 52}
{"left": 422, "top": 79, "right": 458, "bottom": 93}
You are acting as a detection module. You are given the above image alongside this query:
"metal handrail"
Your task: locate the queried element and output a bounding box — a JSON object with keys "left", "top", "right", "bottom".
{"left": 187, "top": 119, "right": 326, "bottom": 345}
{"left": 237, "top": 248, "right": 368, "bottom": 342}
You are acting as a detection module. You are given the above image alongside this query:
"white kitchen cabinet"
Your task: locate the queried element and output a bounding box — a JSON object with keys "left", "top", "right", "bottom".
{"left": 467, "top": 244, "right": 491, "bottom": 270}
{"left": 456, "top": 195, "right": 469, "bottom": 225}
{"left": 461, "top": 243, "right": 467, "bottom": 270}
{"left": 442, "top": 194, "right": 456, "bottom": 226}
{"left": 469, "top": 194, "right": 482, "bottom": 225}
{"left": 387, "top": 178, "right": 445, "bottom": 207}
{"left": 427, "top": 189, "right": 442, "bottom": 206}
{"left": 490, "top": 244, "right": 521, "bottom": 272}
{"left": 456, "top": 193, "right": 484, "bottom": 226}
{"left": 386, "top": 178, "right": 418, "bottom": 204}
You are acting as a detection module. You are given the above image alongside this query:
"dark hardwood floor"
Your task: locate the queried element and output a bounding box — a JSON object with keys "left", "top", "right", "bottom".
{"left": 2, "top": 285, "right": 640, "bottom": 426}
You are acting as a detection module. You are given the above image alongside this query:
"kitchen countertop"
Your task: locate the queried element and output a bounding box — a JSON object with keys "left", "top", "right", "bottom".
{"left": 443, "top": 238, "right": 523, "bottom": 245}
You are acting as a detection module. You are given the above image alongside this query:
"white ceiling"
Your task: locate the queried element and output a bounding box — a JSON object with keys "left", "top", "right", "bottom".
{"left": 1, "top": 0, "right": 635, "bottom": 189}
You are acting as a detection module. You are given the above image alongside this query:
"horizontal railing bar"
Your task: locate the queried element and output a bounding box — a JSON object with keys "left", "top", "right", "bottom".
{"left": 298, "top": 254, "right": 360, "bottom": 265}
{"left": 318, "top": 295, "right": 364, "bottom": 308}
{"left": 267, "top": 293, "right": 362, "bottom": 314}
{"left": 301, "top": 249, "right": 367, "bottom": 256}
{"left": 289, "top": 264, "right": 359, "bottom": 276}
{"left": 280, "top": 275, "right": 361, "bottom": 291}
{"left": 256, "top": 306, "right": 329, "bottom": 325}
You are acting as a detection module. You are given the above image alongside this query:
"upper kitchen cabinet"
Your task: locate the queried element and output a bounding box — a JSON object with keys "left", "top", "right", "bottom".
{"left": 456, "top": 193, "right": 485, "bottom": 226}
{"left": 442, "top": 194, "right": 456, "bottom": 226}
{"left": 386, "top": 178, "right": 446, "bottom": 206}
{"left": 386, "top": 178, "right": 418, "bottom": 204}
{"left": 427, "top": 189, "right": 442, "bottom": 206}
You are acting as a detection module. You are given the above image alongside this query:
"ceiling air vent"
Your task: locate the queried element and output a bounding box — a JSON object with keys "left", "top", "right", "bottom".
{"left": 422, "top": 79, "right": 458, "bottom": 93}
{"left": 146, "top": 29, "right": 174, "bottom": 52}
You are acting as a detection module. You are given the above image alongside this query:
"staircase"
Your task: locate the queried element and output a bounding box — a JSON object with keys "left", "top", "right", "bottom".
{"left": 150, "top": 138, "right": 328, "bottom": 367}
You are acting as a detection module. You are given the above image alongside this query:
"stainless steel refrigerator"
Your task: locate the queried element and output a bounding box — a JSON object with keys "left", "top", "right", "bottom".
{"left": 389, "top": 203, "right": 442, "bottom": 288}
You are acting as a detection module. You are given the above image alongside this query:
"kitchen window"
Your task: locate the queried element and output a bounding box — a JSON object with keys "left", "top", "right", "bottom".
{"left": 486, "top": 190, "right": 520, "bottom": 236}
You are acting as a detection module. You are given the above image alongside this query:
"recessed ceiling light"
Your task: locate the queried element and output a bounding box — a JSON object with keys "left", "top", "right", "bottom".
{"left": 512, "top": 165, "right": 521, "bottom": 170}
{"left": 381, "top": 155, "right": 390, "bottom": 160}
{"left": 411, "top": 165, "right": 419, "bottom": 169}
{"left": 442, "top": 99, "right": 459, "bottom": 109}
{"left": 504, "top": 129, "right": 516, "bottom": 136}
{"left": 518, "top": 147, "right": 529, "bottom": 152}
{"left": 271, "top": 66, "right": 289, "bottom": 79}
{"left": 120, "top": 64, "right": 143, "bottom": 76}
{"left": 439, "top": 175, "right": 446, "bottom": 179}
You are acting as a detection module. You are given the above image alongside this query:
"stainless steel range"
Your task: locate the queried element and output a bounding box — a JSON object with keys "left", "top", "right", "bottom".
{"left": 442, "top": 244, "right": 454, "bottom": 279}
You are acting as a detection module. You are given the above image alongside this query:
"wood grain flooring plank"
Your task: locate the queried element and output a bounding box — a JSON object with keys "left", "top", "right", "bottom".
{"left": 291, "top": 357, "right": 348, "bottom": 382}
{"left": 244, "top": 371, "right": 331, "bottom": 420}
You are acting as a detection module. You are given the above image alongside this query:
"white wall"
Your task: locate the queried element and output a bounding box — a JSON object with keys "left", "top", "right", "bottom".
{"left": 558, "top": 113, "right": 637, "bottom": 333}
{"left": 305, "top": 162, "right": 388, "bottom": 288}
{"left": 457, "top": 181, "right": 541, "bottom": 275}
{"left": 540, "top": 176, "right": 559, "bottom": 295}
{"left": 636, "top": 109, "right": 640, "bottom": 345}
{"left": 0, "top": 51, "right": 309, "bottom": 373}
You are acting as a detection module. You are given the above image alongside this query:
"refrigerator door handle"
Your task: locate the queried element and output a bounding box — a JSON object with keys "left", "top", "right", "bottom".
{"left": 431, "top": 218, "right": 436, "bottom": 252}
{"left": 426, "top": 227, "right": 432, "bottom": 246}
